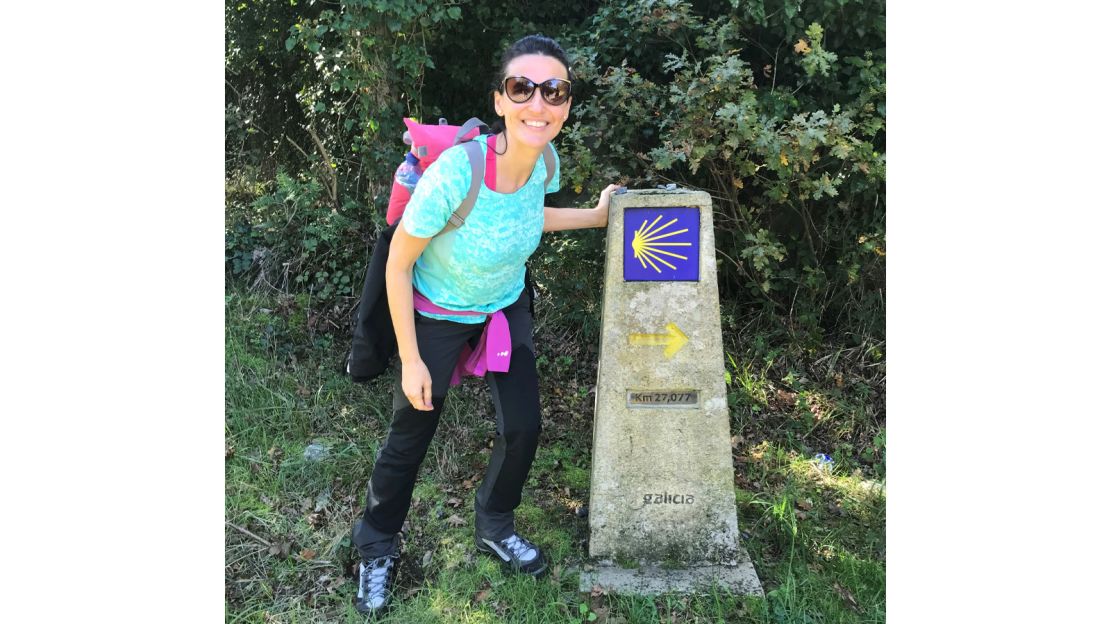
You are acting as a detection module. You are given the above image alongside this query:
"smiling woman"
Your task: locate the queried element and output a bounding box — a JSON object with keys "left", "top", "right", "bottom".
{"left": 488, "top": 43, "right": 572, "bottom": 194}
{"left": 347, "top": 34, "right": 621, "bottom": 616}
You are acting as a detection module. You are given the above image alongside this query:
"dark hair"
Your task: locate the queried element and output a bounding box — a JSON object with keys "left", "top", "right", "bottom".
{"left": 489, "top": 34, "right": 573, "bottom": 136}
{"left": 494, "top": 34, "right": 574, "bottom": 88}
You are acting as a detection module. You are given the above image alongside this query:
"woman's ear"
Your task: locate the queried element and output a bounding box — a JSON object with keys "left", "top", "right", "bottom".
{"left": 492, "top": 91, "right": 503, "bottom": 117}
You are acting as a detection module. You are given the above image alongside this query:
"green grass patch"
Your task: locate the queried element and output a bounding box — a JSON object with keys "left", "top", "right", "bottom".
{"left": 226, "top": 285, "right": 885, "bottom": 622}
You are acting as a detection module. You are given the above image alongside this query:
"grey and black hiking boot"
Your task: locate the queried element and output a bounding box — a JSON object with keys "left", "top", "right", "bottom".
{"left": 475, "top": 532, "right": 548, "bottom": 577}
{"left": 354, "top": 555, "right": 396, "bottom": 615}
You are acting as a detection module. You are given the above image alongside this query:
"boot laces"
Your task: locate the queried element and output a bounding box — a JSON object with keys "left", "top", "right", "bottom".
{"left": 360, "top": 556, "right": 393, "bottom": 604}
{"left": 502, "top": 534, "right": 537, "bottom": 562}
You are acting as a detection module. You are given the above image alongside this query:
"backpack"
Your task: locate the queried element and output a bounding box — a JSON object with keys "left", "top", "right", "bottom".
{"left": 346, "top": 117, "right": 556, "bottom": 383}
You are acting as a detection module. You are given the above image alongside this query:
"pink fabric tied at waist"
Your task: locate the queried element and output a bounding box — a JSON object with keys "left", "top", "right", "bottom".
{"left": 412, "top": 290, "right": 511, "bottom": 386}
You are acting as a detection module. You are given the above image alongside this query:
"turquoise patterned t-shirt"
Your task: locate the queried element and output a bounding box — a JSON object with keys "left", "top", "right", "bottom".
{"left": 401, "top": 135, "right": 560, "bottom": 324}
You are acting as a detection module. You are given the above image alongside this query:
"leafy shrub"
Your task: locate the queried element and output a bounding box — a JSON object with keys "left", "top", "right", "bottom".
{"left": 553, "top": 0, "right": 885, "bottom": 343}
{"left": 226, "top": 0, "right": 886, "bottom": 347}
{"left": 225, "top": 169, "right": 377, "bottom": 309}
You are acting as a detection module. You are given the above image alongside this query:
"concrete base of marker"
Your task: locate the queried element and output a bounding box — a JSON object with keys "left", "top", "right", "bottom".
{"left": 578, "top": 557, "right": 764, "bottom": 597}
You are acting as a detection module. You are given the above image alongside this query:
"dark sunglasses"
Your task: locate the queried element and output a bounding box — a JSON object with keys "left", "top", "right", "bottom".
{"left": 499, "top": 76, "right": 572, "bottom": 106}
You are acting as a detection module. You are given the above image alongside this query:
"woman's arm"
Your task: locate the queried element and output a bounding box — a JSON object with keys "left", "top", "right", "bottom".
{"left": 543, "top": 183, "right": 623, "bottom": 232}
{"left": 385, "top": 225, "right": 435, "bottom": 411}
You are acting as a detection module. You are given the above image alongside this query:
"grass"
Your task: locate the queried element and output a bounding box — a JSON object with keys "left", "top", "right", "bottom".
{"left": 225, "top": 285, "right": 885, "bottom": 623}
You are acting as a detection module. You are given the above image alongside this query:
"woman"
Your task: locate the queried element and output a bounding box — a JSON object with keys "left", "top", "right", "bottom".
{"left": 351, "top": 34, "right": 620, "bottom": 615}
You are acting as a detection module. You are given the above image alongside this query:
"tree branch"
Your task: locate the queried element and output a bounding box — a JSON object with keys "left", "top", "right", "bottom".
{"left": 226, "top": 521, "right": 272, "bottom": 547}
{"left": 305, "top": 123, "right": 339, "bottom": 207}
{"left": 284, "top": 135, "right": 313, "bottom": 161}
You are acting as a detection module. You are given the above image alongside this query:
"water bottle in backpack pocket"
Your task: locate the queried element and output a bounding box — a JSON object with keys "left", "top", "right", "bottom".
{"left": 386, "top": 152, "right": 423, "bottom": 225}
{"left": 394, "top": 152, "right": 422, "bottom": 190}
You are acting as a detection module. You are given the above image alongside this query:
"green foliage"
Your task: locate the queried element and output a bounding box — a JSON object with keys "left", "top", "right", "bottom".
{"left": 226, "top": 0, "right": 325, "bottom": 170}
{"left": 553, "top": 0, "right": 885, "bottom": 343}
{"left": 226, "top": 169, "right": 374, "bottom": 309}
{"left": 281, "top": 0, "right": 469, "bottom": 175}
{"left": 531, "top": 227, "right": 607, "bottom": 346}
{"left": 797, "top": 22, "right": 839, "bottom": 78}
{"left": 226, "top": 0, "right": 886, "bottom": 344}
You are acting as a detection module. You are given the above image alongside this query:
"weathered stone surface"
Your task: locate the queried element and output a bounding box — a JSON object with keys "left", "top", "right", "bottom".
{"left": 586, "top": 189, "right": 760, "bottom": 595}
{"left": 579, "top": 557, "right": 764, "bottom": 596}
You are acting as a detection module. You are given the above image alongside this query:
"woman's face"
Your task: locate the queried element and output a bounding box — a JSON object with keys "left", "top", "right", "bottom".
{"left": 493, "top": 53, "right": 572, "bottom": 152}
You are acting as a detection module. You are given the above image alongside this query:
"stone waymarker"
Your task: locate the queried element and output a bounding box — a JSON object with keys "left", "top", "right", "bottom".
{"left": 580, "top": 189, "right": 762, "bottom": 596}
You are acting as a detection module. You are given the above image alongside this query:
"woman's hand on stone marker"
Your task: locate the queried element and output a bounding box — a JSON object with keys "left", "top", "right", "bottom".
{"left": 593, "top": 183, "right": 624, "bottom": 228}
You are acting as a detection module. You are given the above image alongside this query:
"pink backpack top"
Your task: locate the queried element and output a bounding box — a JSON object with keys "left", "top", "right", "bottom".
{"left": 384, "top": 117, "right": 555, "bottom": 227}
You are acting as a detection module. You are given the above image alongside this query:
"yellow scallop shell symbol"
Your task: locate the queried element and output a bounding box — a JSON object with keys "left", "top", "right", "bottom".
{"left": 631, "top": 215, "right": 693, "bottom": 273}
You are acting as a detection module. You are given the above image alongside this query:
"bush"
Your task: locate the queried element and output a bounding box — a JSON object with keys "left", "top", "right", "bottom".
{"left": 225, "top": 169, "right": 378, "bottom": 309}
{"left": 553, "top": 0, "right": 885, "bottom": 343}
{"left": 226, "top": 0, "right": 886, "bottom": 346}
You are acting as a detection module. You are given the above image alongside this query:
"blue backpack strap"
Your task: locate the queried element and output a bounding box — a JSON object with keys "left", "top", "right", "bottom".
{"left": 454, "top": 117, "right": 490, "bottom": 146}
{"left": 440, "top": 140, "right": 485, "bottom": 233}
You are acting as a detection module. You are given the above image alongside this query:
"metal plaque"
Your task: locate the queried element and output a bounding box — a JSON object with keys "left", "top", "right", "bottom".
{"left": 626, "top": 390, "right": 699, "bottom": 408}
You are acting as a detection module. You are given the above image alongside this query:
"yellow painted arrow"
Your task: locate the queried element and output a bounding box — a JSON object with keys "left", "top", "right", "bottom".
{"left": 629, "top": 322, "right": 689, "bottom": 358}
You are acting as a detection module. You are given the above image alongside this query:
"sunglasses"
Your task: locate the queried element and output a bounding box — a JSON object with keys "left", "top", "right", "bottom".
{"left": 499, "top": 76, "right": 573, "bottom": 106}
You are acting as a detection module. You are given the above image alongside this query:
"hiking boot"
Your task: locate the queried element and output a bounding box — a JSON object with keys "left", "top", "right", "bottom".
{"left": 354, "top": 555, "right": 396, "bottom": 615}
{"left": 475, "top": 532, "right": 548, "bottom": 577}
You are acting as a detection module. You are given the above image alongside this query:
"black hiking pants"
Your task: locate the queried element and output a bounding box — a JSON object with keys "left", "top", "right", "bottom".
{"left": 352, "top": 289, "right": 541, "bottom": 560}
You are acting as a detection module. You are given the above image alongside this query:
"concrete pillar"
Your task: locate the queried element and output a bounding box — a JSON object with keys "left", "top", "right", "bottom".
{"left": 581, "top": 189, "right": 763, "bottom": 596}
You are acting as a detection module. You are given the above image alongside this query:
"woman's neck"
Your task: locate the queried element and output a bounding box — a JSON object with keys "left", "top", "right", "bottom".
{"left": 493, "top": 132, "right": 542, "bottom": 193}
